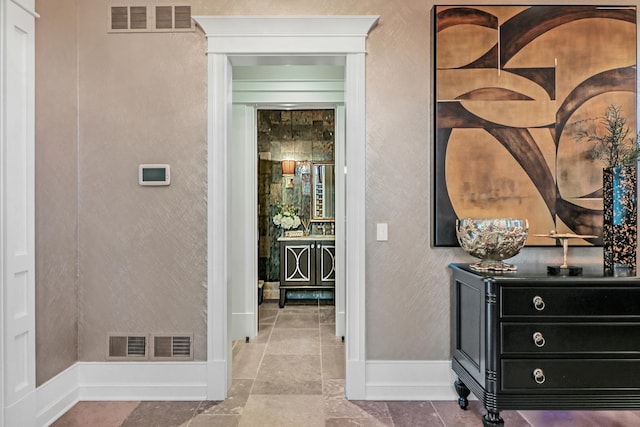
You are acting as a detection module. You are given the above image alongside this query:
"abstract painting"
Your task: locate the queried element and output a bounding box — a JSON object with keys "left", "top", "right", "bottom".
{"left": 434, "top": 5, "right": 637, "bottom": 246}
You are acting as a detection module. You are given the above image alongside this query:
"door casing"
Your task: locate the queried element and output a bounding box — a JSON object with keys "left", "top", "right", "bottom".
{"left": 194, "top": 15, "right": 378, "bottom": 400}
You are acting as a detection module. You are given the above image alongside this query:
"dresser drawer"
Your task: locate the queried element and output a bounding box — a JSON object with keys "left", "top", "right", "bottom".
{"left": 502, "top": 359, "right": 640, "bottom": 390}
{"left": 501, "top": 323, "right": 640, "bottom": 354}
{"left": 501, "top": 287, "right": 640, "bottom": 317}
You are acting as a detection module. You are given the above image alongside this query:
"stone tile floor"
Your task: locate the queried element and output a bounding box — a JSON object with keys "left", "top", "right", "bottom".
{"left": 52, "top": 301, "right": 640, "bottom": 427}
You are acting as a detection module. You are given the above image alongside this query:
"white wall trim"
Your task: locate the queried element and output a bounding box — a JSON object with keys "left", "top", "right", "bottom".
{"left": 35, "top": 360, "right": 457, "bottom": 426}
{"left": 205, "top": 52, "right": 232, "bottom": 400}
{"left": 193, "top": 15, "right": 379, "bottom": 56}
{"left": 194, "top": 15, "right": 379, "bottom": 401}
{"left": 77, "top": 362, "right": 208, "bottom": 400}
{"left": 9, "top": 0, "right": 39, "bottom": 19}
{"left": 343, "top": 51, "right": 369, "bottom": 400}
{"left": 230, "top": 312, "right": 255, "bottom": 340}
{"left": 334, "top": 104, "right": 346, "bottom": 337}
{"left": 365, "top": 360, "right": 458, "bottom": 401}
{"left": 230, "top": 104, "right": 257, "bottom": 342}
{"left": 35, "top": 362, "right": 208, "bottom": 427}
{"left": 35, "top": 365, "right": 79, "bottom": 427}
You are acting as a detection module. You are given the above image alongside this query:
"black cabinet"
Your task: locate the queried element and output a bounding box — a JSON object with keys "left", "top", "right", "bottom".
{"left": 279, "top": 238, "right": 335, "bottom": 307}
{"left": 450, "top": 263, "right": 640, "bottom": 427}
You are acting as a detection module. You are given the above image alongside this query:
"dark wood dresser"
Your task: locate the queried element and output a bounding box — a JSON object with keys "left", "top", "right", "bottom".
{"left": 450, "top": 263, "right": 640, "bottom": 426}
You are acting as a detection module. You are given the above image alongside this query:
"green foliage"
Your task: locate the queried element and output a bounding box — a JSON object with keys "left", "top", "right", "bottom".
{"left": 571, "top": 105, "right": 640, "bottom": 168}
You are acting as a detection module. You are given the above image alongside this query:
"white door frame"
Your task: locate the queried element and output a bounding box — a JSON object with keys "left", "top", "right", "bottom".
{"left": 194, "top": 15, "right": 378, "bottom": 400}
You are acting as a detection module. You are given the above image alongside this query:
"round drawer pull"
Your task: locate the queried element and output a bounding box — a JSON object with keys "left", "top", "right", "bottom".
{"left": 533, "top": 368, "right": 545, "bottom": 384}
{"left": 532, "top": 295, "right": 545, "bottom": 311}
{"left": 532, "top": 332, "right": 545, "bottom": 347}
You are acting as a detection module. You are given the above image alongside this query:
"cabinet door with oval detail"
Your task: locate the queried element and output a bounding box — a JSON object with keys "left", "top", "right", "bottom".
{"left": 281, "top": 241, "right": 314, "bottom": 286}
{"left": 316, "top": 241, "right": 335, "bottom": 285}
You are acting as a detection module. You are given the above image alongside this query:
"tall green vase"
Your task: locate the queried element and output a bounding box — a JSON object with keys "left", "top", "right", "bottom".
{"left": 602, "top": 166, "right": 637, "bottom": 275}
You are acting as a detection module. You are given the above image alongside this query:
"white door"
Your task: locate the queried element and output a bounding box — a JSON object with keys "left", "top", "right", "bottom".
{"left": 1, "top": 1, "right": 37, "bottom": 425}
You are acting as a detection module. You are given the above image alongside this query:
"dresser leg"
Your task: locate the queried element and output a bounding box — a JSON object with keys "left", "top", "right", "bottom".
{"left": 454, "top": 378, "right": 470, "bottom": 410}
{"left": 279, "top": 289, "right": 286, "bottom": 308}
{"left": 482, "top": 410, "right": 504, "bottom": 427}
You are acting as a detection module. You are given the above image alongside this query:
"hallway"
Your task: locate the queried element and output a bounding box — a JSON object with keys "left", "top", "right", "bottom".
{"left": 52, "top": 301, "right": 640, "bottom": 426}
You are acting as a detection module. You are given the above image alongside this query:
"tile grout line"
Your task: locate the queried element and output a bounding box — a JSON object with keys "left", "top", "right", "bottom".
{"left": 246, "top": 304, "right": 279, "bottom": 398}
{"left": 429, "top": 401, "right": 448, "bottom": 427}
{"left": 516, "top": 410, "right": 536, "bottom": 427}
{"left": 315, "top": 301, "right": 331, "bottom": 424}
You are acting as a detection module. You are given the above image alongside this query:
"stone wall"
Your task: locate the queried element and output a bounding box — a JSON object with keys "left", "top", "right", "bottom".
{"left": 257, "top": 109, "right": 335, "bottom": 281}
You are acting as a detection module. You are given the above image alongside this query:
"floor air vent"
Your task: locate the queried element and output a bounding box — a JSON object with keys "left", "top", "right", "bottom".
{"left": 152, "top": 334, "right": 193, "bottom": 360}
{"left": 108, "top": 335, "right": 148, "bottom": 360}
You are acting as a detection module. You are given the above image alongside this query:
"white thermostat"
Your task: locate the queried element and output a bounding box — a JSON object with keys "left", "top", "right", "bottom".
{"left": 139, "top": 164, "right": 170, "bottom": 186}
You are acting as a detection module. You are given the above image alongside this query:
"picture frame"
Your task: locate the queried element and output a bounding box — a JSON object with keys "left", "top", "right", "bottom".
{"left": 433, "top": 5, "right": 637, "bottom": 246}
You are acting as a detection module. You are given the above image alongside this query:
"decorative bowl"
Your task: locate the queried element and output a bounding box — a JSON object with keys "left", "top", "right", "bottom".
{"left": 456, "top": 218, "right": 529, "bottom": 271}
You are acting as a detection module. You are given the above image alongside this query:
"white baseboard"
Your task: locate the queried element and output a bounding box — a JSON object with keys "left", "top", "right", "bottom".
{"left": 34, "top": 359, "right": 456, "bottom": 426}
{"left": 206, "top": 359, "right": 228, "bottom": 400}
{"left": 230, "top": 312, "right": 256, "bottom": 341}
{"left": 6, "top": 390, "right": 36, "bottom": 427}
{"left": 346, "top": 359, "right": 366, "bottom": 399}
{"left": 365, "top": 360, "right": 458, "bottom": 401}
{"left": 35, "top": 361, "right": 208, "bottom": 426}
{"left": 78, "top": 362, "right": 208, "bottom": 401}
{"left": 36, "top": 364, "right": 79, "bottom": 426}
{"left": 336, "top": 310, "right": 346, "bottom": 338}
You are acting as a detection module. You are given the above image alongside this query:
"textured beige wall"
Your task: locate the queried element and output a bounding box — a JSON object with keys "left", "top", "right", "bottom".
{"left": 191, "top": 0, "right": 602, "bottom": 360}
{"left": 36, "top": 0, "right": 613, "bottom": 371}
{"left": 35, "top": 0, "right": 80, "bottom": 385}
{"left": 75, "top": 2, "right": 208, "bottom": 361}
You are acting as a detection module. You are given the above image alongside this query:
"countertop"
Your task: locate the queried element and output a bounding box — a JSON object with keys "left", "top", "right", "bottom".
{"left": 277, "top": 234, "right": 335, "bottom": 241}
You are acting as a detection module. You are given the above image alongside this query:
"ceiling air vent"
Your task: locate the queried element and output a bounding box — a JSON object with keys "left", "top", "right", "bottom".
{"left": 152, "top": 334, "right": 193, "bottom": 360}
{"left": 108, "top": 335, "right": 148, "bottom": 360}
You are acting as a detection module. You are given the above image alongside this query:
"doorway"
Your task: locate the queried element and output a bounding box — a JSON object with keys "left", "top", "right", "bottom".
{"left": 229, "top": 104, "right": 345, "bottom": 403}
{"left": 257, "top": 108, "right": 337, "bottom": 310}
{"left": 229, "top": 68, "right": 347, "bottom": 348}
{"left": 194, "top": 15, "right": 378, "bottom": 400}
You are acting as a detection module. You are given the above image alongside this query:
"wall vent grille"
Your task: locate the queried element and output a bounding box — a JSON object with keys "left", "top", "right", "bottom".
{"left": 108, "top": 4, "right": 194, "bottom": 33}
{"left": 130, "top": 6, "right": 148, "bottom": 29}
{"left": 107, "top": 335, "right": 148, "bottom": 360}
{"left": 152, "top": 334, "right": 193, "bottom": 360}
{"left": 173, "top": 6, "right": 192, "bottom": 29}
{"left": 110, "top": 6, "right": 130, "bottom": 30}
{"left": 155, "top": 6, "right": 173, "bottom": 29}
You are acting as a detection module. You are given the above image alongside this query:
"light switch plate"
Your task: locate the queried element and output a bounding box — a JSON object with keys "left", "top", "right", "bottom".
{"left": 376, "top": 223, "right": 388, "bottom": 241}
